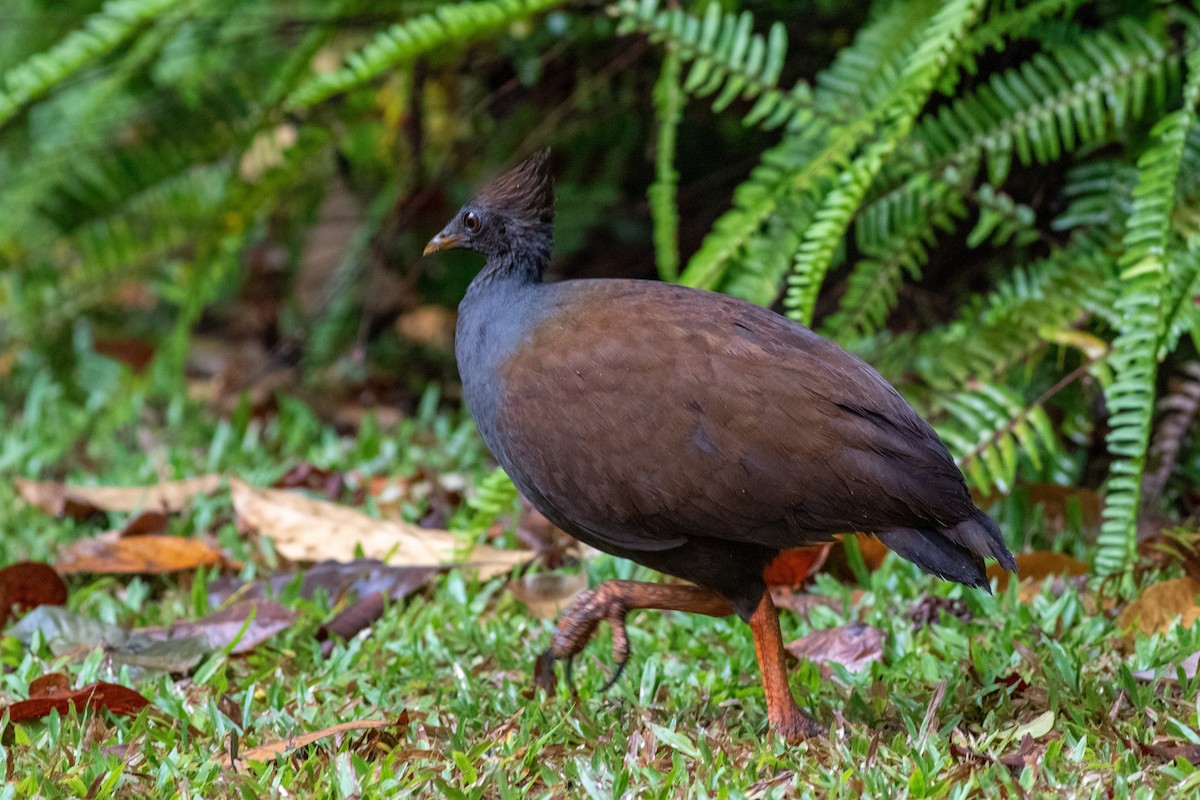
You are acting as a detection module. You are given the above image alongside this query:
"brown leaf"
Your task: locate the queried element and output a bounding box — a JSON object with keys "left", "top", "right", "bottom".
{"left": 763, "top": 544, "right": 833, "bottom": 588}
{"left": 208, "top": 560, "right": 437, "bottom": 606}
{"left": 507, "top": 571, "right": 588, "bottom": 618}
{"left": 230, "top": 479, "right": 531, "bottom": 578}
{"left": 136, "top": 600, "right": 297, "bottom": 655}
{"left": 1117, "top": 577, "right": 1200, "bottom": 643}
{"left": 273, "top": 464, "right": 346, "bottom": 500}
{"left": 785, "top": 623, "right": 884, "bottom": 673}
{"left": 56, "top": 535, "right": 224, "bottom": 574}
{"left": 998, "top": 733, "right": 1043, "bottom": 768}
{"left": 1141, "top": 740, "right": 1200, "bottom": 763}
{"left": 93, "top": 337, "right": 155, "bottom": 371}
{"left": 318, "top": 593, "right": 386, "bottom": 647}
{"left": 987, "top": 551, "right": 1089, "bottom": 594}
{"left": 3, "top": 682, "right": 150, "bottom": 724}
{"left": 118, "top": 511, "right": 171, "bottom": 537}
{"left": 0, "top": 561, "right": 68, "bottom": 626}
{"left": 17, "top": 475, "right": 222, "bottom": 517}
{"left": 219, "top": 720, "right": 392, "bottom": 768}
{"left": 769, "top": 590, "right": 842, "bottom": 619}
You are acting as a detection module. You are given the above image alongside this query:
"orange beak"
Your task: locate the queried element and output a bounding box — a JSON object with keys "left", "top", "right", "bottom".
{"left": 423, "top": 230, "right": 465, "bottom": 256}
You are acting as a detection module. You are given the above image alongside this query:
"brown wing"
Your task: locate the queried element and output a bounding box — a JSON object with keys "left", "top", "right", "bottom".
{"left": 492, "top": 280, "right": 974, "bottom": 553}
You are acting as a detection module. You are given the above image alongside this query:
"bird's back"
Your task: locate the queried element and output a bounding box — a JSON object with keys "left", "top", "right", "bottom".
{"left": 474, "top": 278, "right": 978, "bottom": 556}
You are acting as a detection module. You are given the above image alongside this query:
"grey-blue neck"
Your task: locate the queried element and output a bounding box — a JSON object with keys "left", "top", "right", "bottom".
{"left": 455, "top": 225, "right": 556, "bottom": 452}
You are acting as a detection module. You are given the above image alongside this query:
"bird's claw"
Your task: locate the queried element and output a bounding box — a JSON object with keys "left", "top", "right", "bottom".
{"left": 540, "top": 584, "right": 632, "bottom": 693}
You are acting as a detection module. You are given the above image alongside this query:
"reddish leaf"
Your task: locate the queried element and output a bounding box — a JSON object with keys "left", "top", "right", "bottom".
{"left": 763, "top": 544, "right": 833, "bottom": 588}
{"left": 3, "top": 682, "right": 150, "bottom": 723}
{"left": 93, "top": 337, "right": 155, "bottom": 371}
{"left": 56, "top": 535, "right": 224, "bottom": 574}
{"left": 29, "top": 673, "right": 70, "bottom": 698}
{"left": 0, "top": 561, "right": 67, "bottom": 627}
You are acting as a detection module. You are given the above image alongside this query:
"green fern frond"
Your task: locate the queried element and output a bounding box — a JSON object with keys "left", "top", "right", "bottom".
{"left": 824, "top": 175, "right": 968, "bottom": 342}
{"left": 0, "top": 0, "right": 183, "bottom": 127}
{"left": 286, "top": 0, "right": 567, "bottom": 110}
{"left": 614, "top": 0, "right": 806, "bottom": 129}
{"left": 649, "top": 49, "right": 683, "bottom": 281}
{"left": 936, "top": 384, "right": 1068, "bottom": 494}
{"left": 814, "top": 0, "right": 938, "bottom": 120}
{"left": 784, "top": 0, "right": 987, "bottom": 325}
{"left": 941, "top": 0, "right": 1089, "bottom": 92}
{"left": 719, "top": 190, "right": 816, "bottom": 305}
{"left": 1096, "top": 52, "right": 1200, "bottom": 574}
{"left": 896, "top": 19, "right": 1175, "bottom": 187}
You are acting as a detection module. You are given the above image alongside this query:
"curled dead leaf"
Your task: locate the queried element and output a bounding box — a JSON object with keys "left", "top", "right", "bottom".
{"left": 16, "top": 475, "right": 222, "bottom": 516}
{"left": 230, "top": 479, "right": 531, "bottom": 578}
{"left": 987, "top": 551, "right": 1089, "bottom": 594}
{"left": 56, "top": 535, "right": 224, "bottom": 574}
{"left": 785, "top": 623, "right": 884, "bottom": 674}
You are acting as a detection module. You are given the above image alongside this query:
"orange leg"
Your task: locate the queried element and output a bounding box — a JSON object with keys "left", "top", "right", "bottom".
{"left": 748, "top": 591, "right": 823, "bottom": 739}
{"left": 541, "top": 579, "right": 823, "bottom": 738}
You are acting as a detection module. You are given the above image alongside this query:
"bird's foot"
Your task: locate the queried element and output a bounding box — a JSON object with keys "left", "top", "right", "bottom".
{"left": 545, "top": 582, "right": 632, "bottom": 694}
{"left": 534, "top": 580, "right": 734, "bottom": 695}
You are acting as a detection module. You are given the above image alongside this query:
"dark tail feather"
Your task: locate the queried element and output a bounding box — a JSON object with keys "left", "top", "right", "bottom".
{"left": 876, "top": 510, "right": 1016, "bottom": 592}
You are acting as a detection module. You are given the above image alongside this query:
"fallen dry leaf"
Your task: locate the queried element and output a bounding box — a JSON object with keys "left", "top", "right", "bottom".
{"left": 770, "top": 590, "right": 845, "bottom": 619}
{"left": 56, "top": 535, "right": 224, "bottom": 574}
{"left": 1117, "top": 577, "right": 1200, "bottom": 643}
{"left": 3, "top": 681, "right": 151, "bottom": 724}
{"left": 508, "top": 571, "right": 588, "bottom": 618}
{"left": 785, "top": 622, "right": 884, "bottom": 674}
{"left": 17, "top": 475, "right": 222, "bottom": 516}
{"left": 1140, "top": 740, "right": 1200, "bottom": 763}
{"left": 208, "top": 560, "right": 437, "bottom": 606}
{"left": 136, "top": 600, "right": 297, "bottom": 655}
{"left": 230, "top": 479, "right": 531, "bottom": 578}
{"left": 763, "top": 544, "right": 833, "bottom": 588}
{"left": 219, "top": 719, "right": 393, "bottom": 768}
{"left": 0, "top": 561, "right": 68, "bottom": 627}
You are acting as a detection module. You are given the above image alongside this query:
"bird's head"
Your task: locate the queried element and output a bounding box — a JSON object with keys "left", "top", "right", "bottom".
{"left": 424, "top": 149, "right": 555, "bottom": 266}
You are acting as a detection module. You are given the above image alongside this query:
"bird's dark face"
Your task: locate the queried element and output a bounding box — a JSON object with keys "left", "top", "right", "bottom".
{"left": 423, "top": 204, "right": 491, "bottom": 257}
{"left": 423, "top": 150, "right": 554, "bottom": 263}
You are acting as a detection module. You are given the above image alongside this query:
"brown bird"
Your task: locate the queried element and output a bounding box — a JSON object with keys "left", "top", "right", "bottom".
{"left": 425, "top": 151, "right": 1015, "bottom": 737}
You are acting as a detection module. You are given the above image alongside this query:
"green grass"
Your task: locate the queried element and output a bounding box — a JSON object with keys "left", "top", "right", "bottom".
{"left": 2, "top": 361, "right": 1200, "bottom": 798}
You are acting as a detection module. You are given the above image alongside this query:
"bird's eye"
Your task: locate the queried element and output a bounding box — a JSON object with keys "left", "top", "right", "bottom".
{"left": 463, "top": 211, "right": 481, "bottom": 234}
